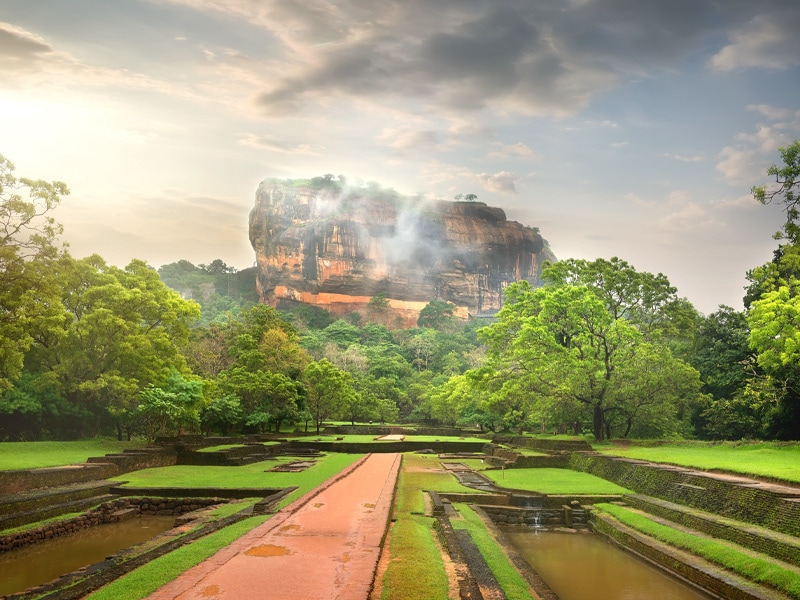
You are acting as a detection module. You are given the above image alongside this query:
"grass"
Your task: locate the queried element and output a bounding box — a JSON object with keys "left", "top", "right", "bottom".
{"left": 0, "top": 438, "right": 146, "bottom": 470}
{"left": 289, "top": 433, "right": 487, "bottom": 443}
{"left": 114, "top": 454, "right": 361, "bottom": 509}
{"left": 594, "top": 503, "right": 800, "bottom": 599}
{"left": 83, "top": 454, "right": 361, "bottom": 600}
{"left": 597, "top": 441, "right": 800, "bottom": 483}
{"left": 480, "top": 467, "right": 631, "bottom": 495}
{"left": 380, "top": 453, "right": 481, "bottom": 599}
{"left": 85, "top": 514, "right": 270, "bottom": 600}
{"left": 451, "top": 503, "right": 534, "bottom": 600}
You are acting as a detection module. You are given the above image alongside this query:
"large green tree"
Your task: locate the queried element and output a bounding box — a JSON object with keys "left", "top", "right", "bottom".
{"left": 25, "top": 255, "right": 200, "bottom": 437}
{"left": 303, "top": 359, "right": 356, "bottom": 433}
{"left": 480, "top": 281, "right": 700, "bottom": 441}
{"left": 745, "top": 141, "right": 800, "bottom": 438}
{"left": 0, "top": 154, "right": 68, "bottom": 391}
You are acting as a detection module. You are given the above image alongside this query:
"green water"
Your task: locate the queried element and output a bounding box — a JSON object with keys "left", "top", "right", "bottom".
{"left": 0, "top": 515, "right": 175, "bottom": 597}
{"left": 508, "top": 530, "right": 713, "bottom": 600}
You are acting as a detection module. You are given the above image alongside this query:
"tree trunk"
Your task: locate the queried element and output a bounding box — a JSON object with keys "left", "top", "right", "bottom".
{"left": 593, "top": 403, "right": 604, "bottom": 442}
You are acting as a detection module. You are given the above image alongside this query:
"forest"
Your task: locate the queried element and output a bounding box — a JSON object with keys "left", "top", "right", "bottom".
{"left": 1, "top": 142, "right": 800, "bottom": 443}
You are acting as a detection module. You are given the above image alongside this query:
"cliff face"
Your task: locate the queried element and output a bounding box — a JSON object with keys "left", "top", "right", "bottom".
{"left": 248, "top": 178, "right": 556, "bottom": 326}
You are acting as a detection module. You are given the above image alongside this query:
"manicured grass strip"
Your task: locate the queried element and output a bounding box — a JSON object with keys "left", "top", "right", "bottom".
{"left": 195, "top": 444, "right": 247, "bottom": 452}
{"left": 481, "top": 468, "right": 631, "bottom": 495}
{"left": 85, "top": 515, "right": 270, "bottom": 600}
{"left": 594, "top": 503, "right": 800, "bottom": 599}
{"left": 290, "top": 434, "right": 487, "bottom": 443}
{"left": 381, "top": 455, "right": 451, "bottom": 600}
{"left": 597, "top": 442, "right": 800, "bottom": 484}
{"left": 0, "top": 438, "right": 146, "bottom": 471}
{"left": 112, "top": 453, "right": 361, "bottom": 502}
{"left": 452, "top": 504, "right": 534, "bottom": 600}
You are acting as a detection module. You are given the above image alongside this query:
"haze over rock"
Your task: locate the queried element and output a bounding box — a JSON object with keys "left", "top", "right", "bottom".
{"left": 248, "top": 177, "right": 556, "bottom": 327}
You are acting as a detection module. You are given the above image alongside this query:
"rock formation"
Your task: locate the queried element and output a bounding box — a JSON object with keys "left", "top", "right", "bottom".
{"left": 248, "top": 177, "right": 556, "bottom": 327}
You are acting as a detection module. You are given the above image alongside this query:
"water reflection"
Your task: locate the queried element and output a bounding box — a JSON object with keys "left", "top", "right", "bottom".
{"left": 0, "top": 515, "right": 175, "bottom": 597}
{"left": 507, "top": 530, "right": 712, "bottom": 600}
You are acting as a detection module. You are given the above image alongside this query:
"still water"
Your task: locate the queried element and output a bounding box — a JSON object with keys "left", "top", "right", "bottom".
{"left": 0, "top": 515, "right": 175, "bottom": 597}
{"left": 507, "top": 530, "right": 713, "bottom": 600}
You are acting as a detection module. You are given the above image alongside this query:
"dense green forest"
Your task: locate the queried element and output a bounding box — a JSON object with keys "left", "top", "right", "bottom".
{"left": 2, "top": 143, "right": 800, "bottom": 442}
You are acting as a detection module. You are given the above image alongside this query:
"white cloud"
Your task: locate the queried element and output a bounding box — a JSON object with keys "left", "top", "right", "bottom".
{"left": 487, "top": 142, "right": 538, "bottom": 158}
{"left": 664, "top": 153, "right": 704, "bottom": 163}
{"left": 711, "top": 8, "right": 800, "bottom": 71}
{"left": 237, "top": 133, "right": 325, "bottom": 155}
{"left": 477, "top": 171, "right": 518, "bottom": 194}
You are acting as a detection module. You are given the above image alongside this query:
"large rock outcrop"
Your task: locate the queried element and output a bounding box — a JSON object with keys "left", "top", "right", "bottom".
{"left": 248, "top": 177, "right": 556, "bottom": 326}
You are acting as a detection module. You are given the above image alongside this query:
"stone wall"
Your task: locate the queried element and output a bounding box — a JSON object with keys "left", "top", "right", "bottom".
{"left": 0, "top": 497, "right": 221, "bottom": 553}
{"left": 591, "top": 512, "right": 760, "bottom": 600}
{"left": 287, "top": 440, "right": 488, "bottom": 454}
{"left": 478, "top": 504, "right": 589, "bottom": 529}
{"left": 571, "top": 452, "right": 800, "bottom": 537}
{"left": 0, "top": 464, "right": 119, "bottom": 495}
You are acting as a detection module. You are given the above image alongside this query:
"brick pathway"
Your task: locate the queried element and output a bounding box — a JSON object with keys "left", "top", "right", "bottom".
{"left": 144, "top": 453, "right": 401, "bottom": 600}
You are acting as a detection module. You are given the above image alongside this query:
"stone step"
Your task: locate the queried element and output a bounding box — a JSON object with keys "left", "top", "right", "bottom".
{"left": 0, "top": 480, "right": 117, "bottom": 517}
{"left": 0, "top": 494, "right": 118, "bottom": 531}
{"left": 626, "top": 494, "right": 800, "bottom": 569}
{"left": 593, "top": 509, "right": 797, "bottom": 600}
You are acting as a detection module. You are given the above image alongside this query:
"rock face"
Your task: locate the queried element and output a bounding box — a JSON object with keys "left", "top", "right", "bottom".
{"left": 249, "top": 178, "right": 556, "bottom": 326}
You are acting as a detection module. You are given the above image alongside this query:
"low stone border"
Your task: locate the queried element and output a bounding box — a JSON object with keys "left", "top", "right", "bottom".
{"left": 591, "top": 511, "right": 777, "bottom": 600}
{"left": 0, "top": 497, "right": 224, "bottom": 553}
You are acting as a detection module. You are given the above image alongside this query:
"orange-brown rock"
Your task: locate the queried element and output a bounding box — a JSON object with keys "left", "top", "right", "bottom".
{"left": 248, "top": 177, "right": 556, "bottom": 326}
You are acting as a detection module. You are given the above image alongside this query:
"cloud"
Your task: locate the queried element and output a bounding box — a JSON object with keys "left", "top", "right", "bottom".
{"left": 747, "top": 104, "right": 796, "bottom": 121}
{"left": 488, "top": 142, "right": 538, "bottom": 159}
{"left": 0, "top": 21, "right": 54, "bottom": 71}
{"left": 711, "top": 6, "right": 800, "bottom": 71}
{"left": 716, "top": 125, "right": 791, "bottom": 185}
{"left": 237, "top": 133, "right": 325, "bottom": 155}
{"left": 659, "top": 191, "right": 718, "bottom": 231}
{"left": 378, "top": 128, "right": 440, "bottom": 152}
{"left": 664, "top": 153, "right": 705, "bottom": 163}
{"left": 477, "top": 171, "right": 518, "bottom": 194}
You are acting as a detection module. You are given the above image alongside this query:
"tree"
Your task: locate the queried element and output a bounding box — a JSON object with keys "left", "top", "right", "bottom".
{"left": 303, "top": 359, "right": 354, "bottom": 433}
{"left": 136, "top": 370, "right": 204, "bottom": 443}
{"left": 480, "top": 281, "right": 700, "bottom": 441}
{"left": 753, "top": 141, "right": 800, "bottom": 244}
{"left": 745, "top": 141, "right": 800, "bottom": 438}
{"left": 0, "top": 154, "right": 68, "bottom": 391}
{"left": 542, "top": 257, "right": 694, "bottom": 342}
{"left": 25, "top": 255, "right": 200, "bottom": 438}
{"left": 201, "top": 394, "right": 243, "bottom": 436}
{"left": 417, "top": 300, "right": 458, "bottom": 331}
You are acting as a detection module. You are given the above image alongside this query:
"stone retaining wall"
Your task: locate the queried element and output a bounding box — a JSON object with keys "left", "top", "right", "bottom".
{"left": 0, "top": 497, "right": 221, "bottom": 553}
{"left": 0, "top": 464, "right": 119, "bottom": 495}
{"left": 287, "top": 440, "right": 488, "bottom": 454}
{"left": 478, "top": 504, "right": 589, "bottom": 529}
{"left": 570, "top": 453, "right": 800, "bottom": 537}
{"left": 591, "top": 512, "right": 763, "bottom": 600}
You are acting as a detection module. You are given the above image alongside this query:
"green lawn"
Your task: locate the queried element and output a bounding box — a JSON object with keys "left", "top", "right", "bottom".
{"left": 597, "top": 442, "right": 800, "bottom": 483}
{"left": 0, "top": 438, "right": 146, "bottom": 470}
{"left": 85, "top": 453, "right": 362, "bottom": 600}
{"left": 114, "top": 454, "right": 361, "bottom": 506}
{"left": 594, "top": 503, "right": 800, "bottom": 599}
{"left": 481, "top": 467, "right": 631, "bottom": 495}
{"left": 380, "top": 453, "right": 483, "bottom": 599}
{"left": 451, "top": 504, "right": 534, "bottom": 600}
{"left": 290, "top": 433, "right": 487, "bottom": 443}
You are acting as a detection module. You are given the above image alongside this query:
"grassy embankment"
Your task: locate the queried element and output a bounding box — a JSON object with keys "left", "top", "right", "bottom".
{"left": 0, "top": 438, "right": 146, "bottom": 470}
{"left": 450, "top": 503, "right": 535, "bottom": 600}
{"left": 597, "top": 441, "right": 800, "bottom": 484}
{"left": 594, "top": 503, "right": 800, "bottom": 599}
{"left": 379, "top": 453, "right": 476, "bottom": 600}
{"left": 85, "top": 452, "right": 362, "bottom": 600}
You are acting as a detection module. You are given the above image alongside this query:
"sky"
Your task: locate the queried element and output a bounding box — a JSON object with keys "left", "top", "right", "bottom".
{"left": 2, "top": 0, "right": 800, "bottom": 315}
